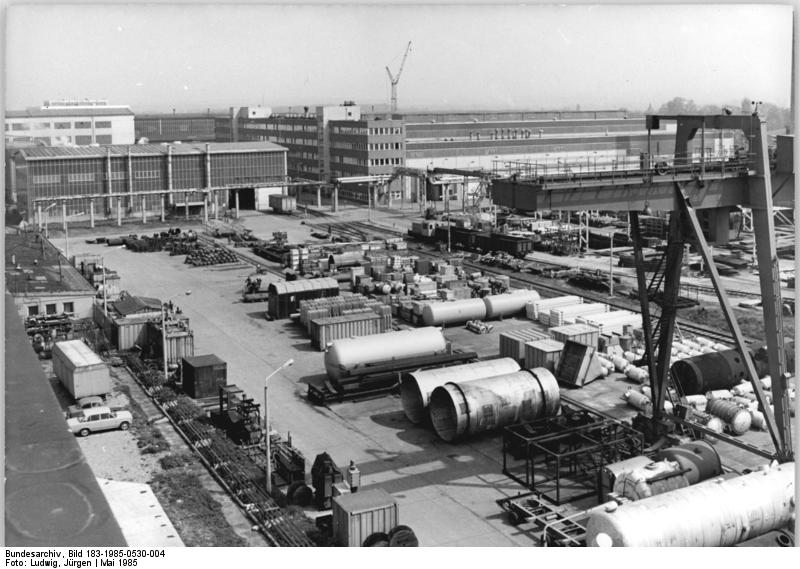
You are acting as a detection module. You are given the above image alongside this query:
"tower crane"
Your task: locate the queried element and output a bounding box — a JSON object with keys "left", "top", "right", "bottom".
{"left": 386, "top": 41, "right": 412, "bottom": 114}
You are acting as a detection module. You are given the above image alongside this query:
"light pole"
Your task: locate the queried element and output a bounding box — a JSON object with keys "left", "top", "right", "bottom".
{"left": 162, "top": 291, "right": 192, "bottom": 382}
{"left": 64, "top": 211, "right": 85, "bottom": 262}
{"left": 264, "top": 358, "right": 294, "bottom": 495}
{"left": 609, "top": 230, "right": 616, "bottom": 297}
{"left": 43, "top": 202, "right": 56, "bottom": 239}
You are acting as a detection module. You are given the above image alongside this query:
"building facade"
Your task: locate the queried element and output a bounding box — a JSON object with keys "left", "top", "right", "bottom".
{"left": 8, "top": 142, "right": 288, "bottom": 222}
{"left": 134, "top": 113, "right": 220, "bottom": 143}
{"left": 5, "top": 100, "right": 135, "bottom": 147}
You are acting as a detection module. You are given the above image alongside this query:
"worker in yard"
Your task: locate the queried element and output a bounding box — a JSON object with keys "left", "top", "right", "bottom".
{"left": 347, "top": 460, "right": 361, "bottom": 493}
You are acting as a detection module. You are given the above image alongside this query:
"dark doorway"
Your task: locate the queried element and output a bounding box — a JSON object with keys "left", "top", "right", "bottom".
{"left": 230, "top": 188, "right": 256, "bottom": 210}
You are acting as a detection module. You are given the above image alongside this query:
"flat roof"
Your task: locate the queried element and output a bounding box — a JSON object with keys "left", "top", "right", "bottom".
{"left": 6, "top": 107, "right": 134, "bottom": 118}
{"left": 4, "top": 293, "right": 127, "bottom": 546}
{"left": 15, "top": 141, "right": 288, "bottom": 161}
{"left": 5, "top": 233, "right": 96, "bottom": 295}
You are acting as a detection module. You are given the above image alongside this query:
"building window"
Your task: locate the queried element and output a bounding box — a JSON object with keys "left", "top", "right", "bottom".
{"left": 96, "top": 134, "right": 112, "bottom": 144}
{"left": 63, "top": 302, "right": 74, "bottom": 314}
{"left": 74, "top": 121, "right": 91, "bottom": 129}
{"left": 46, "top": 303, "right": 57, "bottom": 315}
{"left": 134, "top": 170, "right": 159, "bottom": 179}
{"left": 27, "top": 305, "right": 39, "bottom": 316}
{"left": 33, "top": 174, "right": 61, "bottom": 184}
{"left": 95, "top": 121, "right": 112, "bottom": 129}
{"left": 109, "top": 171, "right": 126, "bottom": 180}
{"left": 54, "top": 122, "right": 71, "bottom": 129}
{"left": 75, "top": 135, "right": 92, "bottom": 145}
{"left": 11, "top": 123, "right": 29, "bottom": 131}
{"left": 68, "top": 173, "right": 95, "bottom": 183}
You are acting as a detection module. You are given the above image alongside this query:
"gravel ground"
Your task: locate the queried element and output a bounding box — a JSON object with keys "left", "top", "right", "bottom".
{"left": 74, "top": 429, "right": 162, "bottom": 483}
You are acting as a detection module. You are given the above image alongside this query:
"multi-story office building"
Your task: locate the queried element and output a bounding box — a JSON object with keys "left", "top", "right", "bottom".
{"left": 7, "top": 141, "right": 288, "bottom": 222}
{"left": 4, "top": 100, "right": 135, "bottom": 146}
{"left": 134, "top": 113, "right": 220, "bottom": 143}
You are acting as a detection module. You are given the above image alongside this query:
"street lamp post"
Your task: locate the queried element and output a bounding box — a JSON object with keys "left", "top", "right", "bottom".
{"left": 264, "top": 358, "right": 294, "bottom": 495}
{"left": 64, "top": 211, "right": 85, "bottom": 262}
{"left": 162, "top": 291, "right": 192, "bottom": 382}
{"left": 609, "top": 230, "right": 616, "bottom": 297}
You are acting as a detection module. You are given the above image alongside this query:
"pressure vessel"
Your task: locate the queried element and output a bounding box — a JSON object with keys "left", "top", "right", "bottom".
{"left": 400, "top": 358, "right": 520, "bottom": 424}
{"left": 586, "top": 462, "right": 795, "bottom": 547}
{"left": 483, "top": 290, "right": 540, "bottom": 319}
{"left": 655, "top": 440, "right": 722, "bottom": 485}
{"left": 623, "top": 390, "right": 652, "bottom": 414}
{"left": 706, "top": 399, "right": 752, "bottom": 435}
{"left": 421, "top": 298, "right": 487, "bottom": 326}
{"left": 671, "top": 350, "right": 748, "bottom": 395}
{"left": 429, "top": 367, "right": 560, "bottom": 441}
{"left": 324, "top": 327, "right": 447, "bottom": 381}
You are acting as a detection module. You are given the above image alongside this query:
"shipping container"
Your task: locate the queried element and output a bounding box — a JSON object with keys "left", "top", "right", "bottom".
{"left": 311, "top": 313, "right": 383, "bottom": 350}
{"left": 549, "top": 323, "right": 600, "bottom": 349}
{"left": 549, "top": 303, "right": 608, "bottom": 327}
{"left": 52, "top": 340, "right": 112, "bottom": 399}
{"left": 332, "top": 488, "right": 399, "bottom": 547}
{"left": 182, "top": 354, "right": 227, "bottom": 399}
{"left": 499, "top": 327, "right": 553, "bottom": 363}
{"left": 268, "top": 194, "right": 296, "bottom": 214}
{"left": 524, "top": 339, "right": 565, "bottom": 372}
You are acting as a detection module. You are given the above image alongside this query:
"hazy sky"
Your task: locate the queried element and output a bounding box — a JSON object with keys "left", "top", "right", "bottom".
{"left": 5, "top": 3, "right": 793, "bottom": 113}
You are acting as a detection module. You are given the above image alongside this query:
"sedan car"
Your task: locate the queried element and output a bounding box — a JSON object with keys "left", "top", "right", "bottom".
{"left": 67, "top": 406, "right": 132, "bottom": 437}
{"left": 65, "top": 395, "right": 105, "bottom": 419}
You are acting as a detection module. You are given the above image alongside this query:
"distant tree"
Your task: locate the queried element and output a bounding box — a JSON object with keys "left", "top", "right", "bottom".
{"left": 658, "top": 97, "right": 697, "bottom": 114}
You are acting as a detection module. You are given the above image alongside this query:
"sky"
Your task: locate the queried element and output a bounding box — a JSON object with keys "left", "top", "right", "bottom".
{"left": 4, "top": 3, "right": 794, "bottom": 114}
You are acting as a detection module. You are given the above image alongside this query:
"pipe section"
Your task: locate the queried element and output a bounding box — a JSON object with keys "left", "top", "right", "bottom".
{"left": 429, "top": 367, "right": 560, "bottom": 442}
{"left": 400, "top": 358, "right": 520, "bottom": 424}
{"left": 671, "top": 349, "right": 748, "bottom": 395}
{"left": 587, "top": 462, "right": 795, "bottom": 547}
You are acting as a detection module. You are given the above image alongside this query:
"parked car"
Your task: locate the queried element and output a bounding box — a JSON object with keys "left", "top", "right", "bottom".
{"left": 67, "top": 406, "right": 132, "bottom": 437}
{"left": 65, "top": 395, "right": 105, "bottom": 418}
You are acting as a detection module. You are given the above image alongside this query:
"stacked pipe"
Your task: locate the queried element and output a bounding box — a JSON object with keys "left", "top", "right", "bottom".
{"left": 185, "top": 244, "right": 238, "bottom": 266}
{"left": 428, "top": 367, "right": 560, "bottom": 442}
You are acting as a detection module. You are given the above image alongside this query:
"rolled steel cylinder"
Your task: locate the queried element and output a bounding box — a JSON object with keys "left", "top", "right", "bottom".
{"left": 400, "top": 358, "right": 521, "bottom": 424}
{"left": 429, "top": 367, "right": 560, "bottom": 442}
{"left": 707, "top": 399, "right": 752, "bottom": 435}
{"left": 671, "top": 349, "right": 748, "bottom": 395}
{"left": 483, "top": 289, "right": 540, "bottom": 319}
{"left": 586, "top": 462, "right": 795, "bottom": 547}
{"left": 324, "top": 327, "right": 447, "bottom": 381}
{"left": 421, "top": 298, "right": 487, "bottom": 326}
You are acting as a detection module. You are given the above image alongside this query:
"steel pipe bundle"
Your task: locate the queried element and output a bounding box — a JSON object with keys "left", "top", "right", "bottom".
{"left": 400, "top": 358, "right": 521, "bottom": 424}
{"left": 586, "top": 462, "right": 795, "bottom": 547}
{"left": 429, "top": 367, "right": 560, "bottom": 442}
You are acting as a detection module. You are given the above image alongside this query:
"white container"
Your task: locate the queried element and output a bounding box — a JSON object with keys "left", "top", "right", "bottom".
{"left": 52, "top": 340, "right": 111, "bottom": 399}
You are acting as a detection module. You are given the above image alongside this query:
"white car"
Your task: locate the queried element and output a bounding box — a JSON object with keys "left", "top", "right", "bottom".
{"left": 67, "top": 406, "right": 132, "bottom": 437}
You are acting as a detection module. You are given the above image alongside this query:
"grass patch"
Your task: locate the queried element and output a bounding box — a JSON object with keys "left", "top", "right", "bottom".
{"left": 159, "top": 452, "right": 196, "bottom": 471}
{"left": 116, "top": 381, "right": 171, "bottom": 455}
{"left": 151, "top": 468, "right": 247, "bottom": 547}
{"left": 678, "top": 305, "right": 795, "bottom": 343}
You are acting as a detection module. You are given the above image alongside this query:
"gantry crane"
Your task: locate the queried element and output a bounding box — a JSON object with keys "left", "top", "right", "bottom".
{"left": 386, "top": 41, "right": 412, "bottom": 114}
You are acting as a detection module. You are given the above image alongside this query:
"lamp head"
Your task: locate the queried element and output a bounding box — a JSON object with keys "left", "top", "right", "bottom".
{"left": 283, "top": 358, "right": 295, "bottom": 369}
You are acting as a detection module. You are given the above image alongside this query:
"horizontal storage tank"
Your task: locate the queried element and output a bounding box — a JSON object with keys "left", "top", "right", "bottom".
{"left": 499, "top": 327, "right": 552, "bottom": 363}
{"left": 421, "top": 298, "right": 487, "bottom": 326}
{"left": 400, "top": 358, "right": 521, "bottom": 424}
{"left": 670, "top": 349, "right": 748, "bottom": 395}
{"left": 429, "top": 367, "right": 560, "bottom": 442}
{"left": 483, "top": 290, "right": 541, "bottom": 320}
{"left": 328, "top": 252, "right": 365, "bottom": 267}
{"left": 586, "top": 462, "right": 795, "bottom": 547}
{"left": 324, "top": 327, "right": 448, "bottom": 381}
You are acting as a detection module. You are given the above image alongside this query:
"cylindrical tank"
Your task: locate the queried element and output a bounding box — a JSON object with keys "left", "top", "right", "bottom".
{"left": 623, "top": 390, "right": 652, "bottom": 414}
{"left": 732, "top": 382, "right": 754, "bottom": 396}
{"left": 693, "top": 411, "right": 725, "bottom": 433}
{"left": 655, "top": 440, "right": 722, "bottom": 485}
{"left": 707, "top": 399, "right": 752, "bottom": 435}
{"left": 706, "top": 389, "right": 733, "bottom": 400}
{"left": 684, "top": 394, "right": 708, "bottom": 412}
{"left": 324, "top": 327, "right": 447, "bottom": 380}
{"left": 483, "top": 290, "right": 540, "bottom": 319}
{"left": 671, "top": 349, "right": 747, "bottom": 395}
{"left": 612, "top": 460, "right": 690, "bottom": 500}
{"left": 421, "top": 299, "right": 487, "bottom": 326}
{"left": 399, "top": 358, "right": 521, "bottom": 424}
{"left": 429, "top": 367, "right": 560, "bottom": 442}
{"left": 328, "top": 252, "right": 364, "bottom": 267}
{"left": 625, "top": 367, "right": 648, "bottom": 384}
{"left": 586, "top": 462, "right": 795, "bottom": 547}
{"left": 612, "top": 356, "right": 630, "bottom": 372}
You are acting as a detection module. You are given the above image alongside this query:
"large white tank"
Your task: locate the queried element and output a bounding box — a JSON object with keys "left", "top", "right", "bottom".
{"left": 586, "top": 462, "right": 795, "bottom": 547}
{"left": 421, "top": 298, "right": 487, "bottom": 326}
{"left": 400, "top": 358, "right": 520, "bottom": 424}
{"left": 324, "top": 327, "right": 447, "bottom": 380}
{"left": 483, "top": 290, "right": 541, "bottom": 319}
{"left": 429, "top": 367, "right": 560, "bottom": 441}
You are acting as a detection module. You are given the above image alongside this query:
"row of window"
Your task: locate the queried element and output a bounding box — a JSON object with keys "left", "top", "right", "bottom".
{"left": 269, "top": 122, "right": 317, "bottom": 133}
{"left": 335, "top": 156, "right": 367, "bottom": 166}
{"left": 332, "top": 126, "right": 367, "bottom": 136}
{"left": 28, "top": 302, "right": 74, "bottom": 316}
{"left": 8, "top": 120, "right": 112, "bottom": 131}
{"left": 369, "top": 158, "right": 403, "bottom": 166}
{"left": 368, "top": 142, "right": 402, "bottom": 151}
{"left": 32, "top": 169, "right": 153, "bottom": 184}
{"left": 368, "top": 127, "right": 401, "bottom": 136}
{"left": 330, "top": 141, "right": 368, "bottom": 151}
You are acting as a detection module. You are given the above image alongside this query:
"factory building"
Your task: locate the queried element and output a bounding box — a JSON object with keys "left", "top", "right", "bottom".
{"left": 5, "top": 232, "right": 98, "bottom": 320}
{"left": 4, "top": 99, "right": 135, "bottom": 147}
{"left": 216, "top": 104, "right": 404, "bottom": 183}
{"left": 6, "top": 141, "right": 288, "bottom": 223}
{"left": 134, "top": 113, "right": 219, "bottom": 143}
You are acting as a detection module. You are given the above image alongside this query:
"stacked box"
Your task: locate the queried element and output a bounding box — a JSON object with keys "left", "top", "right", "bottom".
{"left": 526, "top": 295, "right": 583, "bottom": 321}
{"left": 577, "top": 311, "right": 642, "bottom": 335}
{"left": 549, "top": 323, "right": 600, "bottom": 349}
{"left": 524, "top": 339, "right": 565, "bottom": 371}
{"left": 499, "top": 327, "right": 553, "bottom": 363}
{"left": 311, "top": 313, "right": 383, "bottom": 350}
{"left": 549, "top": 303, "right": 608, "bottom": 327}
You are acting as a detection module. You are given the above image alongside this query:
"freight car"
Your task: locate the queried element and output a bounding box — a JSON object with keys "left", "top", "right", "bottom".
{"left": 407, "top": 223, "right": 537, "bottom": 258}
